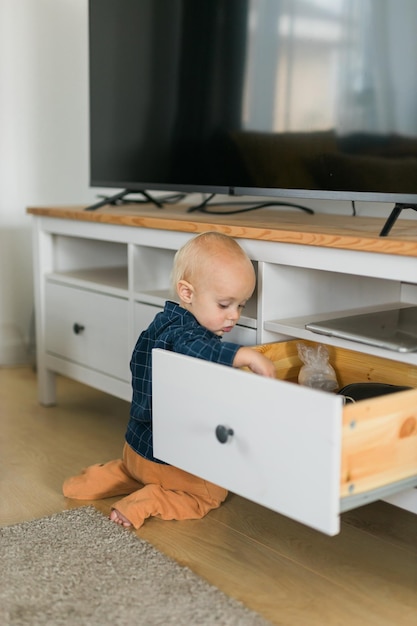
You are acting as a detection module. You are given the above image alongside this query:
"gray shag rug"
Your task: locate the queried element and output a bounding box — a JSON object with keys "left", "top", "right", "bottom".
{"left": 0, "top": 506, "right": 270, "bottom": 626}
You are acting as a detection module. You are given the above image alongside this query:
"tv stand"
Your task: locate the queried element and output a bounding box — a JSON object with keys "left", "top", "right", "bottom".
{"left": 26, "top": 204, "right": 417, "bottom": 533}
{"left": 380, "top": 203, "right": 417, "bottom": 237}
{"left": 85, "top": 189, "right": 164, "bottom": 211}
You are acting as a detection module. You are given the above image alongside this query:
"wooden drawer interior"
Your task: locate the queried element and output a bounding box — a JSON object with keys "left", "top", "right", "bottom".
{"left": 253, "top": 340, "right": 417, "bottom": 501}
{"left": 253, "top": 339, "right": 417, "bottom": 387}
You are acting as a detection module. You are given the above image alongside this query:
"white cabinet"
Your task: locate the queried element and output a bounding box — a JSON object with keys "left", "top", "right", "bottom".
{"left": 28, "top": 205, "right": 417, "bottom": 530}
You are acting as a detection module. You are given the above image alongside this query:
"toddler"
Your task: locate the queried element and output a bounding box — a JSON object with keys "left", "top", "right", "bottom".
{"left": 63, "top": 231, "right": 275, "bottom": 528}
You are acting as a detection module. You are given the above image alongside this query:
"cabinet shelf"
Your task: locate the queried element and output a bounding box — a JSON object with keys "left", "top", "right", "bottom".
{"left": 264, "top": 301, "right": 417, "bottom": 363}
{"left": 47, "top": 266, "right": 128, "bottom": 295}
{"left": 135, "top": 288, "right": 172, "bottom": 307}
{"left": 239, "top": 297, "right": 257, "bottom": 329}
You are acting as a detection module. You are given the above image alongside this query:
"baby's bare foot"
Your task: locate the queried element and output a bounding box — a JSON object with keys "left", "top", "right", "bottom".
{"left": 110, "top": 508, "right": 132, "bottom": 527}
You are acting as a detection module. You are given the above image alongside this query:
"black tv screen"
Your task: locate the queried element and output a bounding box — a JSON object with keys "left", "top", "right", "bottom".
{"left": 89, "top": 0, "right": 417, "bottom": 204}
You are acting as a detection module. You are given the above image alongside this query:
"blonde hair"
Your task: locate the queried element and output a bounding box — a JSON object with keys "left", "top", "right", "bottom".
{"left": 171, "top": 231, "right": 251, "bottom": 294}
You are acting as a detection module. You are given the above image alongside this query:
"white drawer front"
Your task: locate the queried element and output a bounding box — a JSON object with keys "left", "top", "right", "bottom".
{"left": 227, "top": 324, "right": 257, "bottom": 345}
{"left": 133, "top": 302, "right": 163, "bottom": 340}
{"left": 45, "top": 281, "right": 129, "bottom": 381}
{"left": 152, "top": 349, "right": 343, "bottom": 535}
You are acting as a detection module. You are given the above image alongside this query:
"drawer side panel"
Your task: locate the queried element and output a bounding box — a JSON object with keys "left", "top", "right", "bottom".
{"left": 341, "top": 390, "right": 417, "bottom": 497}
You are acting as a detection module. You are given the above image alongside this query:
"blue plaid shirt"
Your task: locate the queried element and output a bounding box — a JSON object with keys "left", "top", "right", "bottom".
{"left": 126, "top": 301, "right": 242, "bottom": 463}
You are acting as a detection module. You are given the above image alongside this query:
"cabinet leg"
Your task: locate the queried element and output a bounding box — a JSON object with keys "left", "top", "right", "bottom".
{"left": 37, "top": 367, "right": 57, "bottom": 406}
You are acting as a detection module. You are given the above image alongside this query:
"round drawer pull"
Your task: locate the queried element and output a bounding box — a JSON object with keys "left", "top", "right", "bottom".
{"left": 73, "top": 323, "right": 85, "bottom": 335}
{"left": 215, "top": 424, "right": 234, "bottom": 444}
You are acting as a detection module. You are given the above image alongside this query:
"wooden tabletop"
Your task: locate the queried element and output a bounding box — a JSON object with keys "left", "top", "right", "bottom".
{"left": 27, "top": 203, "right": 417, "bottom": 258}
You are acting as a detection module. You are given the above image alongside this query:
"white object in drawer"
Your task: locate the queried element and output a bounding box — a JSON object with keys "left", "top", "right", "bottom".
{"left": 45, "top": 280, "right": 129, "bottom": 381}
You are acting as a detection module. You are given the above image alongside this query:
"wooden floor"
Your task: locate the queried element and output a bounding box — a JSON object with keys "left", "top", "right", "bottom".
{"left": 1, "top": 367, "right": 416, "bottom": 625}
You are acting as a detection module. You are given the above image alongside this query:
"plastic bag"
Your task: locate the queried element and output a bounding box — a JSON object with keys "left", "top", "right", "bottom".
{"left": 297, "top": 342, "right": 338, "bottom": 391}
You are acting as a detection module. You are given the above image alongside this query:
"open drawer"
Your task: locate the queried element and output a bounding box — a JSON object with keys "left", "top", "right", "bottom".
{"left": 152, "top": 341, "right": 417, "bottom": 535}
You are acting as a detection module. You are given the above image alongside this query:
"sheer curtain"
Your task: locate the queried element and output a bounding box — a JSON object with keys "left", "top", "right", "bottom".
{"left": 242, "top": 0, "right": 412, "bottom": 136}
{"left": 337, "top": 0, "right": 393, "bottom": 134}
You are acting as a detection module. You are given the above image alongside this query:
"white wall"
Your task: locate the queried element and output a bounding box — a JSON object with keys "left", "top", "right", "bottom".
{"left": 0, "top": 0, "right": 415, "bottom": 366}
{"left": 0, "top": 0, "right": 107, "bottom": 365}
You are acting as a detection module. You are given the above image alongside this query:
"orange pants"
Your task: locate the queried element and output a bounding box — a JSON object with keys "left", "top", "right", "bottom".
{"left": 63, "top": 443, "right": 228, "bottom": 529}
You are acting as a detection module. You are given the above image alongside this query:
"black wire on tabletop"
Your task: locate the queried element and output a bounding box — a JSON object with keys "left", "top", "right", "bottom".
{"left": 95, "top": 192, "right": 187, "bottom": 206}
{"left": 85, "top": 190, "right": 188, "bottom": 211}
{"left": 186, "top": 193, "right": 314, "bottom": 215}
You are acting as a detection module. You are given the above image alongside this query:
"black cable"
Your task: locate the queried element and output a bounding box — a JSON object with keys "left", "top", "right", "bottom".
{"left": 186, "top": 193, "right": 216, "bottom": 212}
{"left": 159, "top": 193, "right": 188, "bottom": 203}
{"left": 187, "top": 195, "right": 314, "bottom": 215}
{"left": 94, "top": 192, "right": 187, "bottom": 206}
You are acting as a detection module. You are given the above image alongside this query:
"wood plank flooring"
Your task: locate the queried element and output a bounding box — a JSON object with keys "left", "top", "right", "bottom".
{"left": 1, "top": 367, "right": 416, "bottom": 625}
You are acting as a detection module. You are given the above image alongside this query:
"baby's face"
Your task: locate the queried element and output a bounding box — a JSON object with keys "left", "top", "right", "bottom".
{"left": 185, "top": 257, "right": 255, "bottom": 336}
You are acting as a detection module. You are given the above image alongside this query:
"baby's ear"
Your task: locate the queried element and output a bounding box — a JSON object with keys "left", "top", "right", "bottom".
{"left": 177, "top": 280, "right": 193, "bottom": 303}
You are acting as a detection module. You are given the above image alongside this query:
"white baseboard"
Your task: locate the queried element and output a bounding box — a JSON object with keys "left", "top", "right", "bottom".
{"left": 0, "top": 335, "right": 34, "bottom": 367}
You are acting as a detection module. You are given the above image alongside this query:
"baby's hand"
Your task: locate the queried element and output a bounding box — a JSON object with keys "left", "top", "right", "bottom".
{"left": 233, "top": 347, "right": 276, "bottom": 378}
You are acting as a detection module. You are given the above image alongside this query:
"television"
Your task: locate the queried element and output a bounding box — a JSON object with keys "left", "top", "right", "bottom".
{"left": 88, "top": 0, "right": 417, "bottom": 229}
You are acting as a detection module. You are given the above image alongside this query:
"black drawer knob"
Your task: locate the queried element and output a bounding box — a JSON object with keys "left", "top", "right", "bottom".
{"left": 73, "top": 323, "right": 85, "bottom": 335}
{"left": 215, "top": 425, "right": 234, "bottom": 444}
